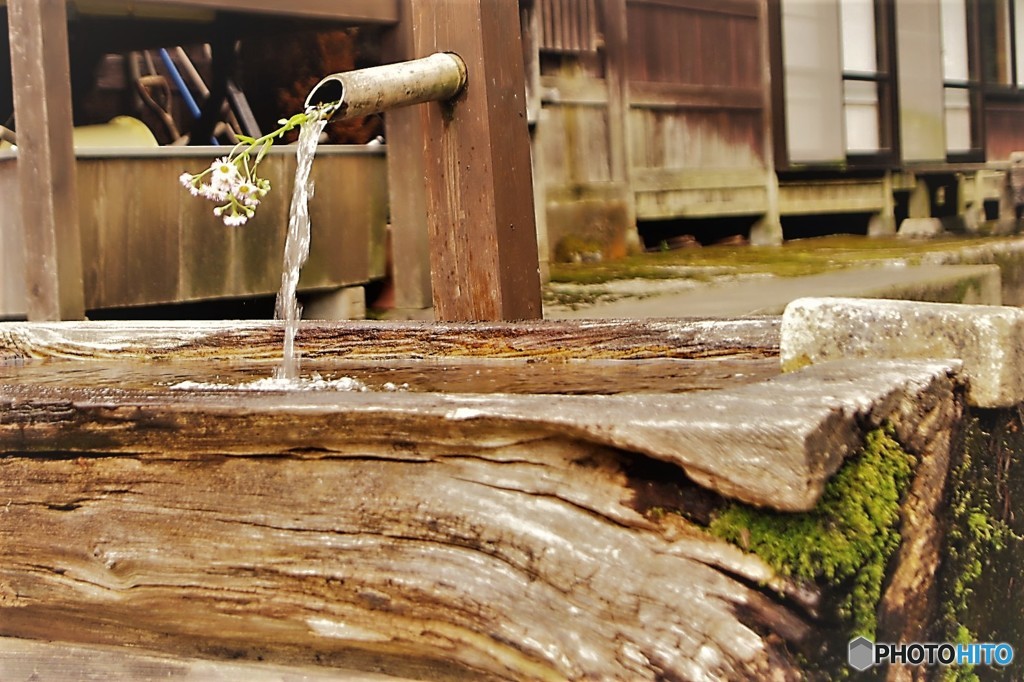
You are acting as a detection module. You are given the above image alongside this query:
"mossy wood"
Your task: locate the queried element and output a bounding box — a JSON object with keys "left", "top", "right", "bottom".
{"left": 0, "top": 319, "right": 961, "bottom": 679}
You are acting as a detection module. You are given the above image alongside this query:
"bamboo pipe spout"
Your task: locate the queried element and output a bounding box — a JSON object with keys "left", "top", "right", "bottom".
{"left": 304, "top": 52, "right": 467, "bottom": 121}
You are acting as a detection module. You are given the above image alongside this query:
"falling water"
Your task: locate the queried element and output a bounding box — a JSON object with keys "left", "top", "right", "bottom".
{"left": 274, "top": 113, "right": 329, "bottom": 380}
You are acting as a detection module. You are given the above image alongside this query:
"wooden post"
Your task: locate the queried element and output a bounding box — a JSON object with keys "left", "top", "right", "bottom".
{"left": 410, "top": 0, "right": 543, "bottom": 321}
{"left": 8, "top": 0, "right": 85, "bottom": 320}
{"left": 382, "top": 0, "right": 435, "bottom": 314}
{"left": 602, "top": 0, "right": 641, "bottom": 256}
{"left": 750, "top": 0, "right": 784, "bottom": 246}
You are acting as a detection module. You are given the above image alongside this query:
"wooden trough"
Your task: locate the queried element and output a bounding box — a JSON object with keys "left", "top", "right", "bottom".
{"left": 0, "top": 146, "right": 387, "bottom": 319}
{"left": 0, "top": 317, "right": 965, "bottom": 680}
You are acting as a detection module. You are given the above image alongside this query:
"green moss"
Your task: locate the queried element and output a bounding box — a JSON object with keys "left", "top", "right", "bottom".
{"left": 938, "top": 414, "right": 1020, "bottom": 682}
{"left": 709, "top": 427, "right": 916, "bottom": 639}
{"left": 548, "top": 234, "right": 1018, "bottom": 286}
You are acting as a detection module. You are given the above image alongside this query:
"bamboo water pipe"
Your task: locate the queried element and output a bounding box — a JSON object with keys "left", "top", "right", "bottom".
{"left": 304, "top": 52, "right": 467, "bottom": 120}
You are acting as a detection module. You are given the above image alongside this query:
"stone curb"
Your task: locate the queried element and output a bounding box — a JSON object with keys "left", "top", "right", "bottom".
{"left": 781, "top": 297, "right": 1024, "bottom": 408}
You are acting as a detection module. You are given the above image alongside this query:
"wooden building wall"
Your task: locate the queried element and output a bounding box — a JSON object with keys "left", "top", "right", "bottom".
{"left": 625, "top": 0, "right": 768, "bottom": 222}
{"left": 528, "top": 0, "right": 772, "bottom": 260}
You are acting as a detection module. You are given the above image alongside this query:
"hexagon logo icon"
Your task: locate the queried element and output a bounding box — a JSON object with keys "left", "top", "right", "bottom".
{"left": 848, "top": 636, "right": 875, "bottom": 671}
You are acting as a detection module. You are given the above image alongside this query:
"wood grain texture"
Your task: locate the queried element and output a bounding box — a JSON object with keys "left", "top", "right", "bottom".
{"left": 0, "top": 435, "right": 805, "bottom": 680}
{"left": 131, "top": 0, "right": 400, "bottom": 23}
{"left": 0, "top": 637, "right": 415, "bottom": 682}
{"left": 0, "top": 318, "right": 780, "bottom": 363}
{"left": 0, "top": 318, "right": 960, "bottom": 678}
{"left": 411, "top": 0, "right": 543, "bottom": 321}
{"left": 8, "top": 0, "right": 85, "bottom": 321}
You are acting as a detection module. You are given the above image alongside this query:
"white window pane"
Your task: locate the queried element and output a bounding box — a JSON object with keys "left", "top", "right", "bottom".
{"left": 941, "top": 0, "right": 969, "bottom": 81}
{"left": 945, "top": 88, "right": 972, "bottom": 152}
{"left": 783, "top": 0, "right": 845, "bottom": 163}
{"left": 840, "top": 0, "right": 877, "bottom": 72}
{"left": 844, "top": 80, "right": 880, "bottom": 153}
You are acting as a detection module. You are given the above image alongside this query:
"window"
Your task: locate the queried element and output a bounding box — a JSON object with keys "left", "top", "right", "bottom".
{"left": 941, "top": 0, "right": 976, "bottom": 155}
{"left": 978, "top": 0, "right": 1024, "bottom": 86}
{"left": 839, "top": 0, "right": 892, "bottom": 157}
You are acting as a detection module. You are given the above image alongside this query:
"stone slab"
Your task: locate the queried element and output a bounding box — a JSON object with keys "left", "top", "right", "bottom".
{"left": 781, "top": 297, "right": 1024, "bottom": 408}
{"left": 898, "top": 217, "right": 945, "bottom": 239}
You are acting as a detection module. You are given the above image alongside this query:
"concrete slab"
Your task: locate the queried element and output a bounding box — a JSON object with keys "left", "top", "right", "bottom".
{"left": 782, "top": 297, "right": 1024, "bottom": 408}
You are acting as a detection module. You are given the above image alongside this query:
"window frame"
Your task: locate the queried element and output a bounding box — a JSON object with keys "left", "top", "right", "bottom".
{"left": 943, "top": 0, "right": 985, "bottom": 162}
{"left": 840, "top": 0, "right": 898, "bottom": 168}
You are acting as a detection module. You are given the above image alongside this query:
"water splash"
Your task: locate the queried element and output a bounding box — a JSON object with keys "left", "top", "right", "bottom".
{"left": 171, "top": 373, "right": 369, "bottom": 392}
{"left": 275, "top": 113, "right": 329, "bottom": 380}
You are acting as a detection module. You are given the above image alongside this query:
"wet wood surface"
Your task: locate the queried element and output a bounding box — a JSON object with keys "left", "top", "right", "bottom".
{"left": 0, "top": 637, "right": 413, "bottom": 682}
{"left": 0, "top": 424, "right": 806, "bottom": 680}
{"left": 0, "top": 317, "right": 780, "bottom": 363}
{"left": 0, "top": 317, "right": 957, "bottom": 679}
{"left": 0, "top": 316, "right": 807, "bottom": 679}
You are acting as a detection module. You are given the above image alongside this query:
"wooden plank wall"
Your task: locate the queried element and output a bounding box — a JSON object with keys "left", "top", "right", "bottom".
{"left": 625, "top": 0, "right": 769, "bottom": 219}
{"left": 532, "top": 0, "right": 772, "bottom": 256}
{"left": 0, "top": 157, "right": 24, "bottom": 319}
{"left": 533, "top": 0, "right": 634, "bottom": 260}
{"left": 538, "top": 0, "right": 600, "bottom": 53}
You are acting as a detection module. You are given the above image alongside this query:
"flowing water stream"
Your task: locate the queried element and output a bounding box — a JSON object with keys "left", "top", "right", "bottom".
{"left": 274, "top": 114, "right": 329, "bottom": 381}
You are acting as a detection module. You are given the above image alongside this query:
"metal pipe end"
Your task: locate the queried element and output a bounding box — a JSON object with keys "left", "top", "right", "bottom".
{"left": 304, "top": 52, "right": 468, "bottom": 121}
{"left": 304, "top": 76, "right": 346, "bottom": 114}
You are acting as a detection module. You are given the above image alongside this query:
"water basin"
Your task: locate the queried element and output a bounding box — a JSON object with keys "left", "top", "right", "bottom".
{"left": 0, "top": 316, "right": 791, "bottom": 680}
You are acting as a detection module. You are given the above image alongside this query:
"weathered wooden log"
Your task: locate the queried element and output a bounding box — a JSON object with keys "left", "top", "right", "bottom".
{"left": 0, "top": 319, "right": 964, "bottom": 679}
{"left": 0, "top": 438, "right": 811, "bottom": 680}
{"left": 0, "top": 318, "right": 781, "bottom": 363}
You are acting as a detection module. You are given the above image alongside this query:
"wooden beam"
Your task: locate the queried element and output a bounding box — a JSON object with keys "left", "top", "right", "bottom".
{"left": 410, "top": 0, "right": 543, "bottom": 321}
{"left": 130, "top": 0, "right": 401, "bottom": 23}
{"left": 602, "top": 0, "right": 640, "bottom": 257}
{"left": 8, "top": 0, "right": 85, "bottom": 321}
{"left": 381, "top": 0, "right": 434, "bottom": 313}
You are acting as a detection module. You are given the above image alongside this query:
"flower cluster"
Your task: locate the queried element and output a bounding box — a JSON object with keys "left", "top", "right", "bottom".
{"left": 179, "top": 103, "right": 337, "bottom": 227}
{"left": 179, "top": 158, "right": 270, "bottom": 226}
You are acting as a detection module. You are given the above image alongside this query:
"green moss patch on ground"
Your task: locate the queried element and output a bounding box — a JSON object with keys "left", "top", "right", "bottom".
{"left": 548, "top": 235, "right": 1019, "bottom": 286}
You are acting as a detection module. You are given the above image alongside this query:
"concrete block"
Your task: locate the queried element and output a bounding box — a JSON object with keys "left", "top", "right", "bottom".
{"left": 897, "top": 217, "right": 944, "bottom": 238}
{"left": 782, "top": 297, "right": 1024, "bottom": 407}
{"left": 303, "top": 286, "right": 366, "bottom": 320}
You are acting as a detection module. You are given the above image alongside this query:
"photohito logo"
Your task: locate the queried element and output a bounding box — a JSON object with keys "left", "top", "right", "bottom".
{"left": 849, "top": 636, "right": 1014, "bottom": 671}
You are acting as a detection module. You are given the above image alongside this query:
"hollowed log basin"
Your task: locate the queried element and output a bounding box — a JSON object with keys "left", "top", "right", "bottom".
{"left": 0, "top": 318, "right": 961, "bottom": 680}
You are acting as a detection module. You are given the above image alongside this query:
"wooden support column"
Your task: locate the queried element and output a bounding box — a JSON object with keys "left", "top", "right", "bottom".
{"left": 750, "top": 0, "right": 783, "bottom": 246}
{"left": 382, "top": 0, "right": 434, "bottom": 314}
{"left": 410, "top": 0, "right": 543, "bottom": 321}
{"left": 8, "top": 0, "right": 85, "bottom": 320}
{"left": 602, "top": 0, "right": 641, "bottom": 256}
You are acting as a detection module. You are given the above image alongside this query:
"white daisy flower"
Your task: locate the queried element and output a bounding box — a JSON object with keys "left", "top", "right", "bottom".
{"left": 224, "top": 212, "right": 248, "bottom": 227}
{"left": 200, "top": 184, "right": 228, "bottom": 202}
{"left": 179, "top": 172, "right": 201, "bottom": 196}
{"left": 234, "top": 182, "right": 261, "bottom": 207}
{"left": 209, "top": 157, "right": 240, "bottom": 190}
